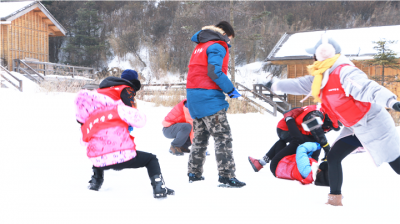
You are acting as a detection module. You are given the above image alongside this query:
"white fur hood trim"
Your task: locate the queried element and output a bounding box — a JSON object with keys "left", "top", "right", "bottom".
{"left": 202, "top": 25, "right": 225, "bottom": 35}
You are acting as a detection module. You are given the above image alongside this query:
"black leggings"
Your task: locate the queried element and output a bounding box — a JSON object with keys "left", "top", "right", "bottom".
{"left": 94, "top": 151, "right": 161, "bottom": 178}
{"left": 328, "top": 135, "right": 400, "bottom": 195}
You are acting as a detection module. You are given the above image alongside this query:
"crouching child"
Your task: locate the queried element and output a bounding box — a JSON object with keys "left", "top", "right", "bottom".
{"left": 75, "top": 71, "right": 174, "bottom": 198}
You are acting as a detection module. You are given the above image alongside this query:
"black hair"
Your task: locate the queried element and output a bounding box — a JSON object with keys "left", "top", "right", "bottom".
{"left": 322, "top": 114, "right": 341, "bottom": 131}
{"left": 215, "top": 21, "right": 235, "bottom": 38}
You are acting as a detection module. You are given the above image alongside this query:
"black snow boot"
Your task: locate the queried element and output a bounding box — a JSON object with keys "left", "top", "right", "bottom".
{"left": 150, "top": 174, "right": 175, "bottom": 198}
{"left": 188, "top": 173, "right": 205, "bottom": 183}
{"left": 88, "top": 167, "right": 104, "bottom": 191}
{"left": 218, "top": 176, "right": 246, "bottom": 188}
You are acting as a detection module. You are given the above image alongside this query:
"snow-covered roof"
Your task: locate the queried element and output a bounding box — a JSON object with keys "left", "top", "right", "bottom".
{"left": 0, "top": 1, "right": 66, "bottom": 36}
{"left": 0, "top": 1, "right": 35, "bottom": 19}
{"left": 267, "top": 25, "right": 400, "bottom": 61}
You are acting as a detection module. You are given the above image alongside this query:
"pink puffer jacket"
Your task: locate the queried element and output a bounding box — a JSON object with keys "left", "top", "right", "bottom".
{"left": 75, "top": 89, "right": 146, "bottom": 167}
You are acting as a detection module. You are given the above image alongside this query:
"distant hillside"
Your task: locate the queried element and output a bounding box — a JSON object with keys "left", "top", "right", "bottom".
{"left": 42, "top": 1, "right": 400, "bottom": 78}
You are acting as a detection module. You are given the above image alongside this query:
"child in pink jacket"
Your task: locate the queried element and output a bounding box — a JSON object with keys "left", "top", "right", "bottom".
{"left": 75, "top": 73, "right": 174, "bottom": 198}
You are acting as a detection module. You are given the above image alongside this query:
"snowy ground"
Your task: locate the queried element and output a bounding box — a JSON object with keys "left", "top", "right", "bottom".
{"left": 1, "top": 80, "right": 400, "bottom": 224}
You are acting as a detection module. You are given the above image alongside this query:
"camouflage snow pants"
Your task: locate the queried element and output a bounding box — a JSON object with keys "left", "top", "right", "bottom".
{"left": 188, "top": 109, "right": 236, "bottom": 178}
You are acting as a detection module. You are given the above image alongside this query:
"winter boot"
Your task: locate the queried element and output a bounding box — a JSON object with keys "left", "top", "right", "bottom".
{"left": 88, "top": 167, "right": 104, "bottom": 191}
{"left": 188, "top": 173, "right": 205, "bottom": 183}
{"left": 325, "top": 194, "right": 343, "bottom": 206}
{"left": 150, "top": 174, "right": 175, "bottom": 198}
{"left": 248, "top": 156, "right": 263, "bottom": 172}
{"left": 218, "top": 176, "right": 246, "bottom": 188}
{"left": 169, "top": 145, "right": 184, "bottom": 156}
{"left": 181, "top": 146, "right": 190, "bottom": 153}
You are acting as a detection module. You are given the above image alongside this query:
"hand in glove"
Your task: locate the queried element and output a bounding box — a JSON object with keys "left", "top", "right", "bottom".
{"left": 321, "top": 143, "right": 331, "bottom": 161}
{"left": 128, "top": 126, "right": 134, "bottom": 132}
{"left": 284, "top": 107, "right": 304, "bottom": 120}
{"left": 393, "top": 102, "right": 400, "bottom": 112}
{"left": 228, "top": 88, "right": 241, "bottom": 98}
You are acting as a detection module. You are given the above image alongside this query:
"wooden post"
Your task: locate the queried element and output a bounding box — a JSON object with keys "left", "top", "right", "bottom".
{"left": 19, "top": 79, "right": 23, "bottom": 92}
{"left": 7, "top": 25, "right": 11, "bottom": 70}
{"left": 229, "top": 0, "right": 235, "bottom": 84}
{"left": 72, "top": 67, "right": 75, "bottom": 78}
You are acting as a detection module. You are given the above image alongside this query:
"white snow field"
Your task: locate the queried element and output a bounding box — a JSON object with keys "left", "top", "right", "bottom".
{"left": 1, "top": 86, "right": 400, "bottom": 224}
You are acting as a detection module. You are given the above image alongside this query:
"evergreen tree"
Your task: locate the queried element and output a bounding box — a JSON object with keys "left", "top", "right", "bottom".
{"left": 63, "top": 2, "right": 107, "bottom": 68}
{"left": 366, "top": 40, "right": 400, "bottom": 85}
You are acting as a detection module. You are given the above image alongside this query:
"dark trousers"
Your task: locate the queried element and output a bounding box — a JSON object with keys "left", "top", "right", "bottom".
{"left": 328, "top": 135, "right": 400, "bottom": 194}
{"left": 94, "top": 151, "right": 161, "bottom": 178}
{"left": 267, "top": 128, "right": 320, "bottom": 176}
{"left": 163, "top": 123, "right": 192, "bottom": 148}
{"left": 266, "top": 128, "right": 292, "bottom": 159}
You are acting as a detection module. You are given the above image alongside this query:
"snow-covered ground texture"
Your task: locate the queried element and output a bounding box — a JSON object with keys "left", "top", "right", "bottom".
{"left": 1, "top": 85, "right": 400, "bottom": 224}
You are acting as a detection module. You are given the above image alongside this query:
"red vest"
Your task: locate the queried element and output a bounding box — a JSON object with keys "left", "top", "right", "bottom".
{"left": 187, "top": 40, "right": 229, "bottom": 90}
{"left": 275, "top": 154, "right": 317, "bottom": 185}
{"left": 163, "top": 99, "right": 187, "bottom": 126}
{"left": 81, "top": 105, "right": 129, "bottom": 143}
{"left": 277, "top": 105, "right": 325, "bottom": 135}
{"left": 320, "top": 64, "right": 371, "bottom": 127}
{"left": 162, "top": 99, "right": 194, "bottom": 142}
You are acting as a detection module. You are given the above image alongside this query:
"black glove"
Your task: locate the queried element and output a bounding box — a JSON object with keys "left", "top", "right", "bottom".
{"left": 393, "top": 102, "right": 400, "bottom": 112}
{"left": 321, "top": 143, "right": 330, "bottom": 161}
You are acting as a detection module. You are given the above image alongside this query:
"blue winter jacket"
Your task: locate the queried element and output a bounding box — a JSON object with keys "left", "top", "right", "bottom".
{"left": 296, "top": 142, "right": 321, "bottom": 178}
{"left": 186, "top": 29, "right": 235, "bottom": 119}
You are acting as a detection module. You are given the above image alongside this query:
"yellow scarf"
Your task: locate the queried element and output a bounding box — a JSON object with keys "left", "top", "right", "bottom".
{"left": 307, "top": 54, "right": 340, "bottom": 102}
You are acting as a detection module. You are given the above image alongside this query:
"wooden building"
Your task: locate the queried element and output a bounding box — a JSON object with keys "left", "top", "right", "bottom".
{"left": 267, "top": 25, "right": 400, "bottom": 108}
{"left": 0, "top": 1, "right": 66, "bottom": 70}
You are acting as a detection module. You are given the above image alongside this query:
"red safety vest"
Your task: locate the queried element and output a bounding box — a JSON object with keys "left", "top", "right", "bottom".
{"left": 277, "top": 105, "right": 325, "bottom": 135}
{"left": 163, "top": 99, "right": 187, "bottom": 126}
{"left": 81, "top": 105, "right": 129, "bottom": 143}
{"left": 187, "top": 40, "right": 229, "bottom": 90}
{"left": 275, "top": 154, "right": 317, "bottom": 185}
{"left": 320, "top": 64, "right": 371, "bottom": 127}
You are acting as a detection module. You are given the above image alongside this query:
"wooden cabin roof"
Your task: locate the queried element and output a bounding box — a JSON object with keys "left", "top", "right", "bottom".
{"left": 0, "top": 1, "right": 66, "bottom": 36}
{"left": 267, "top": 25, "right": 400, "bottom": 62}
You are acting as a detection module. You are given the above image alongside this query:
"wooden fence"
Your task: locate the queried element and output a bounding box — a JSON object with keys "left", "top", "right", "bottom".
{"left": 0, "top": 64, "right": 23, "bottom": 91}
{"left": 13, "top": 59, "right": 94, "bottom": 78}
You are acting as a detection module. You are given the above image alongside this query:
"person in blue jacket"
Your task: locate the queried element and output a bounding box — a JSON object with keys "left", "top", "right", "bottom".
{"left": 296, "top": 142, "right": 321, "bottom": 179}
{"left": 186, "top": 21, "right": 246, "bottom": 188}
